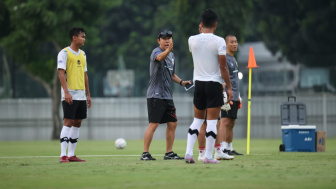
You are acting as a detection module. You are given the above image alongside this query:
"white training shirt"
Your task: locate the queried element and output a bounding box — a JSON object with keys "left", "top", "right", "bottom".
{"left": 57, "top": 47, "right": 88, "bottom": 101}
{"left": 188, "top": 33, "right": 226, "bottom": 83}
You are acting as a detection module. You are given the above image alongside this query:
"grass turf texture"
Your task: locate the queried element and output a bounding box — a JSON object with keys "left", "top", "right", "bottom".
{"left": 0, "top": 139, "right": 335, "bottom": 189}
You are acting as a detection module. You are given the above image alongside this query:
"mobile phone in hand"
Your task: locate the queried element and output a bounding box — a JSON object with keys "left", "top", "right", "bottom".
{"left": 184, "top": 81, "right": 194, "bottom": 91}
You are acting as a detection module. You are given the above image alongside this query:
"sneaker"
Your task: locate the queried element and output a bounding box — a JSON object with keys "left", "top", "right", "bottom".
{"left": 198, "top": 153, "right": 205, "bottom": 161}
{"left": 68, "top": 155, "right": 86, "bottom": 162}
{"left": 185, "top": 154, "right": 195, "bottom": 164}
{"left": 215, "top": 150, "right": 234, "bottom": 160}
{"left": 203, "top": 157, "right": 220, "bottom": 164}
{"left": 59, "top": 156, "right": 69, "bottom": 163}
{"left": 140, "top": 152, "right": 156, "bottom": 161}
{"left": 164, "top": 152, "right": 184, "bottom": 160}
{"left": 230, "top": 150, "right": 244, "bottom": 155}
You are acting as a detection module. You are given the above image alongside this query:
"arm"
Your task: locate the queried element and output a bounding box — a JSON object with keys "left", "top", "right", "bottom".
{"left": 58, "top": 69, "right": 72, "bottom": 105}
{"left": 218, "top": 55, "right": 233, "bottom": 102}
{"left": 84, "top": 72, "right": 92, "bottom": 108}
{"left": 171, "top": 74, "right": 191, "bottom": 87}
{"left": 156, "top": 42, "right": 173, "bottom": 61}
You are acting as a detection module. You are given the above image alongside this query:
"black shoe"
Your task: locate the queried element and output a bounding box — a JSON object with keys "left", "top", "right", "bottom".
{"left": 164, "top": 151, "right": 184, "bottom": 160}
{"left": 140, "top": 152, "right": 156, "bottom": 160}
{"left": 224, "top": 149, "right": 244, "bottom": 156}
{"left": 231, "top": 150, "right": 244, "bottom": 155}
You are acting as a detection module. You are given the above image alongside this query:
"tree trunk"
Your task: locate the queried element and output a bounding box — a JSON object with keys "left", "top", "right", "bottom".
{"left": 51, "top": 68, "right": 62, "bottom": 140}
{"left": 51, "top": 41, "right": 62, "bottom": 140}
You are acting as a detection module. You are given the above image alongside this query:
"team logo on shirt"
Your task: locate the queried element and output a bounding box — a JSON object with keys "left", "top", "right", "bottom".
{"left": 165, "top": 64, "right": 173, "bottom": 71}
{"left": 77, "top": 60, "right": 81, "bottom": 65}
{"left": 222, "top": 45, "right": 226, "bottom": 51}
{"left": 58, "top": 60, "right": 63, "bottom": 63}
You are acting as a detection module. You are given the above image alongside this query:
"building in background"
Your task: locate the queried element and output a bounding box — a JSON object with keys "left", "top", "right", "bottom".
{"left": 237, "top": 42, "right": 335, "bottom": 96}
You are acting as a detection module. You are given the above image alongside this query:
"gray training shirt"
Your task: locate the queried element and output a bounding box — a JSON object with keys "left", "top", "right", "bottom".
{"left": 226, "top": 54, "right": 240, "bottom": 101}
{"left": 146, "top": 46, "right": 175, "bottom": 100}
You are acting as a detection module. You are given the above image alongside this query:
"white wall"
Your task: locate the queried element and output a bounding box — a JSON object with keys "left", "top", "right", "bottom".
{"left": 1, "top": 94, "right": 335, "bottom": 141}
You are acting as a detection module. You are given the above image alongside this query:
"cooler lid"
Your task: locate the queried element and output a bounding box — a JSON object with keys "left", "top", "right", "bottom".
{"left": 281, "top": 125, "right": 316, "bottom": 129}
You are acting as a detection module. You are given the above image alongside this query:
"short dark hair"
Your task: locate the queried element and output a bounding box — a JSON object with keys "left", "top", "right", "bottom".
{"left": 225, "top": 35, "right": 236, "bottom": 42}
{"left": 69, "top": 27, "right": 85, "bottom": 41}
{"left": 201, "top": 9, "right": 218, "bottom": 28}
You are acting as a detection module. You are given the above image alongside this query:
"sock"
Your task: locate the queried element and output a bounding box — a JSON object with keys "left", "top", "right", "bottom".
{"left": 185, "top": 118, "right": 204, "bottom": 156}
{"left": 214, "top": 144, "right": 221, "bottom": 153}
{"left": 68, "top": 127, "right": 80, "bottom": 157}
{"left": 60, "top": 126, "right": 71, "bottom": 157}
{"left": 221, "top": 141, "right": 228, "bottom": 151}
{"left": 228, "top": 142, "right": 233, "bottom": 151}
{"left": 199, "top": 147, "right": 205, "bottom": 156}
{"left": 205, "top": 120, "right": 217, "bottom": 159}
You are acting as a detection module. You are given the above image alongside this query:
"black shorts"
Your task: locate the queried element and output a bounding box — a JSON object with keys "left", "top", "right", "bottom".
{"left": 147, "top": 98, "right": 177, "bottom": 124}
{"left": 221, "top": 101, "right": 239, "bottom": 119}
{"left": 193, "top": 80, "right": 224, "bottom": 110}
{"left": 62, "top": 100, "right": 87, "bottom": 120}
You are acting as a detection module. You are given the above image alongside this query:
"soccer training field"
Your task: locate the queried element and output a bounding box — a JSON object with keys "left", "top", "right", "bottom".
{"left": 0, "top": 138, "right": 335, "bottom": 189}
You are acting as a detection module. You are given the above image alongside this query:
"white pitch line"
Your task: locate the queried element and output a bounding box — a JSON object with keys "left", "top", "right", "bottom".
{"left": 0, "top": 154, "right": 164, "bottom": 159}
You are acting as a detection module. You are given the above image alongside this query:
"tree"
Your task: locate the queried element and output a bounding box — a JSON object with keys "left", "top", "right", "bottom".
{"left": 89, "top": 0, "right": 176, "bottom": 96}
{"left": 0, "top": 0, "right": 121, "bottom": 139}
{"left": 252, "top": 0, "right": 336, "bottom": 67}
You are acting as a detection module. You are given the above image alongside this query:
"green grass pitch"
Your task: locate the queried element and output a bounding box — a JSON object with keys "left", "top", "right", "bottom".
{"left": 0, "top": 138, "right": 335, "bottom": 189}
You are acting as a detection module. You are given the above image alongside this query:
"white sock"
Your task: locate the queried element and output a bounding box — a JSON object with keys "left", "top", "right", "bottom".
{"left": 199, "top": 147, "right": 205, "bottom": 156}
{"left": 68, "top": 127, "right": 80, "bottom": 157}
{"left": 186, "top": 118, "right": 204, "bottom": 156}
{"left": 215, "top": 144, "right": 221, "bottom": 153}
{"left": 228, "top": 142, "right": 233, "bottom": 151}
{"left": 221, "top": 141, "right": 228, "bottom": 151}
{"left": 60, "top": 126, "right": 71, "bottom": 157}
{"left": 205, "top": 120, "right": 217, "bottom": 159}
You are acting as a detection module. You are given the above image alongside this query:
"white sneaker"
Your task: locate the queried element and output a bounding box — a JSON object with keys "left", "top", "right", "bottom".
{"left": 214, "top": 151, "right": 234, "bottom": 160}
{"left": 198, "top": 153, "right": 205, "bottom": 161}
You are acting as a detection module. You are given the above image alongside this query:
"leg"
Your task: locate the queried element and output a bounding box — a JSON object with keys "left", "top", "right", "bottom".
{"left": 204, "top": 107, "right": 220, "bottom": 159}
{"left": 198, "top": 121, "right": 206, "bottom": 149}
{"left": 222, "top": 118, "right": 235, "bottom": 144}
{"left": 214, "top": 120, "right": 222, "bottom": 147}
{"left": 60, "top": 119, "right": 74, "bottom": 155}
{"left": 143, "top": 122, "right": 159, "bottom": 152}
{"left": 59, "top": 118, "right": 73, "bottom": 162}
{"left": 68, "top": 119, "right": 82, "bottom": 158}
{"left": 197, "top": 121, "right": 206, "bottom": 161}
{"left": 185, "top": 106, "right": 205, "bottom": 160}
{"left": 166, "top": 122, "right": 177, "bottom": 153}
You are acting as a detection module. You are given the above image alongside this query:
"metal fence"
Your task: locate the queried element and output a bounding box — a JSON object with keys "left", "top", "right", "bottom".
{"left": 0, "top": 94, "right": 335, "bottom": 141}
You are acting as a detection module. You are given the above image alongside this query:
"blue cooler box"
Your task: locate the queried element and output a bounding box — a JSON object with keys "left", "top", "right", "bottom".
{"left": 281, "top": 125, "right": 316, "bottom": 152}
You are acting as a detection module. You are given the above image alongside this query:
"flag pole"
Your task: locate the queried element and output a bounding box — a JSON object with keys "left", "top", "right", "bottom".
{"left": 246, "top": 47, "right": 258, "bottom": 155}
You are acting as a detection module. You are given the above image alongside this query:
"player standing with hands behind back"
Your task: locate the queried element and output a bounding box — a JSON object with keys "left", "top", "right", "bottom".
{"left": 185, "top": 9, "right": 233, "bottom": 164}
{"left": 219, "top": 35, "right": 244, "bottom": 156}
{"left": 57, "top": 27, "right": 92, "bottom": 163}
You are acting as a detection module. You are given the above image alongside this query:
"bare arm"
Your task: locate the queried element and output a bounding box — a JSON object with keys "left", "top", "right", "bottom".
{"left": 58, "top": 69, "right": 72, "bottom": 105}
{"left": 84, "top": 72, "right": 92, "bottom": 108}
{"left": 156, "top": 42, "right": 173, "bottom": 61}
{"left": 219, "top": 55, "right": 233, "bottom": 102}
{"left": 171, "top": 74, "right": 191, "bottom": 87}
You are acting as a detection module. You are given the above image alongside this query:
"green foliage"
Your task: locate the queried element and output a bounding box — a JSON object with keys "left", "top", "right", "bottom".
{"left": 1, "top": 0, "right": 252, "bottom": 96}
{"left": 0, "top": 139, "right": 336, "bottom": 189}
{"left": 174, "top": 0, "right": 252, "bottom": 43}
{"left": 1, "top": 0, "right": 121, "bottom": 84}
{"left": 252, "top": 0, "right": 336, "bottom": 67}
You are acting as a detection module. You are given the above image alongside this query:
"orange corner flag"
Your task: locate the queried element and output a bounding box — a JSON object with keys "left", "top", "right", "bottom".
{"left": 247, "top": 47, "right": 259, "bottom": 68}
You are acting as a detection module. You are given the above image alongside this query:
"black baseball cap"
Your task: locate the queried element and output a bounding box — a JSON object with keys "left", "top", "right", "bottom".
{"left": 157, "top": 29, "right": 173, "bottom": 39}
